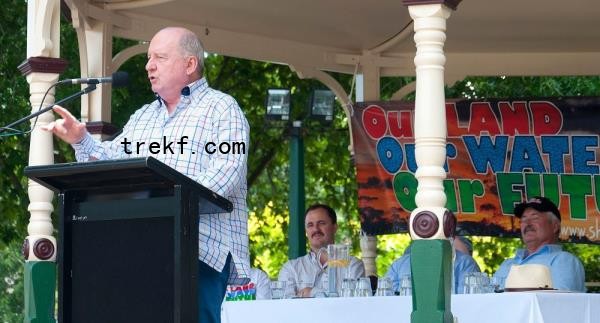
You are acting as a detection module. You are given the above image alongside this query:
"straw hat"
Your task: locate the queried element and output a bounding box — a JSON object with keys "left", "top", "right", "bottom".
{"left": 505, "top": 264, "right": 554, "bottom": 291}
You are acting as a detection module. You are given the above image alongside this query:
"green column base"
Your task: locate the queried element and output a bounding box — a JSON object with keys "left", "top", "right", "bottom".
{"left": 410, "top": 239, "right": 453, "bottom": 323}
{"left": 24, "top": 261, "right": 56, "bottom": 323}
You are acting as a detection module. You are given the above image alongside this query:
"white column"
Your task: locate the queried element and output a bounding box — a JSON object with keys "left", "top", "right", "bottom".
{"left": 360, "top": 233, "right": 378, "bottom": 277}
{"left": 26, "top": 72, "right": 58, "bottom": 261}
{"left": 406, "top": 6, "right": 455, "bottom": 321}
{"left": 24, "top": 0, "right": 63, "bottom": 261}
{"left": 360, "top": 53, "right": 381, "bottom": 101}
{"left": 74, "top": 22, "right": 114, "bottom": 124}
{"left": 409, "top": 4, "right": 452, "bottom": 211}
{"left": 358, "top": 55, "right": 381, "bottom": 276}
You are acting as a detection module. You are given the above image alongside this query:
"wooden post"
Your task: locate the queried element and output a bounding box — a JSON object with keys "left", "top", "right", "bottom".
{"left": 402, "top": 1, "right": 461, "bottom": 322}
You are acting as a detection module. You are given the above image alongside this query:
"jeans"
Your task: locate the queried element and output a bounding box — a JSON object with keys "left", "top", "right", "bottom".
{"left": 198, "top": 254, "right": 231, "bottom": 323}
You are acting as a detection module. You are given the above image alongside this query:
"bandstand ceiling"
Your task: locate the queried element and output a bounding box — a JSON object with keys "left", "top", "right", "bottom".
{"left": 65, "top": 0, "right": 600, "bottom": 78}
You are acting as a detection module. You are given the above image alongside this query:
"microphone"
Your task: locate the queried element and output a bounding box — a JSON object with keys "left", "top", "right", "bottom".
{"left": 59, "top": 71, "right": 129, "bottom": 88}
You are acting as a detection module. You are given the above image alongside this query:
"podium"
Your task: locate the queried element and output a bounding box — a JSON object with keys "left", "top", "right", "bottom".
{"left": 25, "top": 157, "right": 233, "bottom": 323}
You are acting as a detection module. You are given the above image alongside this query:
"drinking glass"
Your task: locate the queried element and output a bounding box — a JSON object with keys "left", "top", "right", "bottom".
{"left": 296, "top": 280, "right": 313, "bottom": 298}
{"left": 463, "top": 272, "right": 489, "bottom": 294}
{"left": 270, "top": 280, "right": 286, "bottom": 299}
{"left": 489, "top": 276, "right": 504, "bottom": 293}
{"left": 463, "top": 273, "right": 476, "bottom": 294}
{"left": 399, "top": 274, "right": 412, "bottom": 296}
{"left": 340, "top": 278, "right": 356, "bottom": 297}
{"left": 313, "top": 278, "right": 328, "bottom": 298}
{"left": 355, "top": 277, "right": 372, "bottom": 297}
{"left": 480, "top": 273, "right": 490, "bottom": 291}
{"left": 284, "top": 280, "right": 296, "bottom": 299}
{"left": 375, "top": 277, "right": 394, "bottom": 296}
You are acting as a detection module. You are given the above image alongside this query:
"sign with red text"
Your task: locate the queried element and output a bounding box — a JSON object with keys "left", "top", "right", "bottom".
{"left": 352, "top": 98, "right": 600, "bottom": 244}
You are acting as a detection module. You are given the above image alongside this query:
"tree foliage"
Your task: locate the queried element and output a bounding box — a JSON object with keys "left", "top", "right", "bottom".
{"left": 0, "top": 0, "right": 32, "bottom": 250}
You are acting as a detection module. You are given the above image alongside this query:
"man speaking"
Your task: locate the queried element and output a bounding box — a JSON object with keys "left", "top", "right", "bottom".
{"left": 44, "top": 26, "right": 250, "bottom": 323}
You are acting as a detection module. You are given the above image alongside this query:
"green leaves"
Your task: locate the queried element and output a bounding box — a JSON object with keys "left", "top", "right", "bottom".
{"left": 0, "top": 241, "right": 25, "bottom": 322}
{"left": 446, "top": 76, "right": 600, "bottom": 99}
{"left": 0, "top": 0, "right": 34, "bottom": 249}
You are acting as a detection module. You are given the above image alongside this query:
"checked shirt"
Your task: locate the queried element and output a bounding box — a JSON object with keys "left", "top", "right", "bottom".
{"left": 72, "top": 77, "right": 250, "bottom": 283}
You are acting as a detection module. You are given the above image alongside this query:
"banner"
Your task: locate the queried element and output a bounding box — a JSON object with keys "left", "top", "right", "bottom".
{"left": 352, "top": 98, "right": 600, "bottom": 244}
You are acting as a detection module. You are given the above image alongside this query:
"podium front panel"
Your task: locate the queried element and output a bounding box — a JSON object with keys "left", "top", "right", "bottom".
{"left": 70, "top": 216, "right": 174, "bottom": 322}
{"left": 58, "top": 188, "right": 198, "bottom": 323}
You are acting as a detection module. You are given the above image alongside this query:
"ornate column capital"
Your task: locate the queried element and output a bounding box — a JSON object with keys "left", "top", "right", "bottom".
{"left": 17, "top": 56, "right": 68, "bottom": 76}
{"left": 86, "top": 121, "right": 120, "bottom": 140}
{"left": 402, "top": 0, "right": 462, "bottom": 10}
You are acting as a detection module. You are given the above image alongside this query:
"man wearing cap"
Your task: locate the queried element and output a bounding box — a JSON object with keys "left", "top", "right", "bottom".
{"left": 493, "top": 196, "right": 585, "bottom": 292}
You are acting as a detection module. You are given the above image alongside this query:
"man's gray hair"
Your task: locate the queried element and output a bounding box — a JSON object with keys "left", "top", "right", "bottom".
{"left": 545, "top": 211, "right": 561, "bottom": 239}
{"left": 179, "top": 31, "right": 205, "bottom": 76}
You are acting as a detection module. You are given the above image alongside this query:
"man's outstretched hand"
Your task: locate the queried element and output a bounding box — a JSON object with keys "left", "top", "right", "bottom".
{"left": 41, "top": 106, "right": 87, "bottom": 144}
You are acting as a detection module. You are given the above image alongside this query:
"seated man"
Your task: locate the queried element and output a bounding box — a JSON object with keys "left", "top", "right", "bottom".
{"left": 278, "top": 204, "right": 365, "bottom": 297}
{"left": 384, "top": 237, "right": 481, "bottom": 294}
{"left": 493, "top": 196, "right": 585, "bottom": 292}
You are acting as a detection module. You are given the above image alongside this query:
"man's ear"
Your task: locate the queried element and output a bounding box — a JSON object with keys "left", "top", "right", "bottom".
{"left": 186, "top": 56, "right": 198, "bottom": 75}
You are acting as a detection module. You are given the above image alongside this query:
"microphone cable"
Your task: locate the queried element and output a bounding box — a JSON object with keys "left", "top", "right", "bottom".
{"left": 1, "top": 72, "right": 128, "bottom": 138}
{"left": 0, "top": 81, "right": 59, "bottom": 138}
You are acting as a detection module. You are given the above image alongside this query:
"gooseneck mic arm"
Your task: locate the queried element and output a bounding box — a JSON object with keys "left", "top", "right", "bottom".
{"left": 58, "top": 71, "right": 129, "bottom": 87}
{"left": 0, "top": 84, "right": 97, "bottom": 135}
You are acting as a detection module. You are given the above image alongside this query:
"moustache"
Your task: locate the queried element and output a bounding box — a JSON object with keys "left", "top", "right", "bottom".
{"left": 523, "top": 225, "right": 535, "bottom": 233}
{"left": 311, "top": 231, "right": 324, "bottom": 238}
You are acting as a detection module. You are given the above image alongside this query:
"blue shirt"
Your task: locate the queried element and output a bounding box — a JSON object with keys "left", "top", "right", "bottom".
{"left": 72, "top": 78, "right": 250, "bottom": 284}
{"left": 384, "top": 247, "right": 481, "bottom": 294}
{"left": 493, "top": 244, "right": 585, "bottom": 292}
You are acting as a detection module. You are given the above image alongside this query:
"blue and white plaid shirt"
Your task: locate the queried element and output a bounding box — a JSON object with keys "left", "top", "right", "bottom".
{"left": 72, "top": 78, "right": 250, "bottom": 283}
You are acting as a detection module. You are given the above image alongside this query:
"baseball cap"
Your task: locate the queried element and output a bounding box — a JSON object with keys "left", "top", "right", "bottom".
{"left": 513, "top": 196, "right": 561, "bottom": 222}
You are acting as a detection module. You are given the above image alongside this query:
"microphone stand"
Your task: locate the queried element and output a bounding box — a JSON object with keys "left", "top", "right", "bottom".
{"left": 0, "top": 84, "right": 97, "bottom": 134}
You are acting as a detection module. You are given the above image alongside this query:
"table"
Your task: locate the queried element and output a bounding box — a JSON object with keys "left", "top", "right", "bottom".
{"left": 222, "top": 292, "right": 600, "bottom": 323}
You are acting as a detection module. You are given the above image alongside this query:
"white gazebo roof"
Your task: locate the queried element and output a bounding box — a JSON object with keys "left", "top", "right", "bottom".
{"left": 67, "top": 0, "right": 600, "bottom": 79}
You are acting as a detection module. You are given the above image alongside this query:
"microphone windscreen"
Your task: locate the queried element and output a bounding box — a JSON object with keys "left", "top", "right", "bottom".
{"left": 112, "top": 71, "right": 129, "bottom": 88}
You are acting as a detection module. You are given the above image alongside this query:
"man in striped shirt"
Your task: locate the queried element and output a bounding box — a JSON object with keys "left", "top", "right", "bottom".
{"left": 278, "top": 204, "right": 366, "bottom": 297}
{"left": 44, "top": 27, "right": 249, "bottom": 323}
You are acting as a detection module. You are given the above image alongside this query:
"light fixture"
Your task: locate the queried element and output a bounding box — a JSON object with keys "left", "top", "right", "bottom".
{"left": 262, "top": 87, "right": 336, "bottom": 260}
{"left": 309, "top": 89, "right": 335, "bottom": 122}
{"left": 265, "top": 89, "right": 291, "bottom": 121}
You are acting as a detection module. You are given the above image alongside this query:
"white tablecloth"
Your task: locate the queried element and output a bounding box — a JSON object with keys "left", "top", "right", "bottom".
{"left": 222, "top": 292, "right": 600, "bottom": 323}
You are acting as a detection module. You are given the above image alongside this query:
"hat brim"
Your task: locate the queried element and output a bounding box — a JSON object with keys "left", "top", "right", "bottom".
{"left": 514, "top": 203, "right": 560, "bottom": 222}
{"left": 504, "top": 287, "right": 556, "bottom": 292}
{"left": 514, "top": 203, "right": 533, "bottom": 218}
